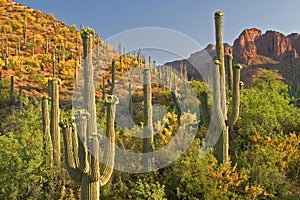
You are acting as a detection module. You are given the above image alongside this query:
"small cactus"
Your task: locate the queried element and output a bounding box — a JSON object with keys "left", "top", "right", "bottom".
{"left": 8, "top": 76, "right": 15, "bottom": 106}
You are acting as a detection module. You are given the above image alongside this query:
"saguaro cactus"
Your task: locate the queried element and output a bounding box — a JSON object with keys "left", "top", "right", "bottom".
{"left": 226, "top": 54, "right": 233, "bottom": 92}
{"left": 202, "top": 11, "right": 242, "bottom": 163}
{"left": 61, "top": 28, "right": 117, "bottom": 200}
{"left": 23, "top": 16, "right": 27, "bottom": 44}
{"left": 8, "top": 76, "right": 15, "bottom": 106}
{"left": 142, "top": 68, "right": 155, "bottom": 171}
{"left": 50, "top": 79, "right": 60, "bottom": 166}
{"left": 215, "top": 10, "right": 226, "bottom": 118}
{"left": 42, "top": 96, "right": 53, "bottom": 168}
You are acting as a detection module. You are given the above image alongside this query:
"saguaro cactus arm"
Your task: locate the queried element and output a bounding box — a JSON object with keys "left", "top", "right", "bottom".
{"left": 99, "top": 95, "right": 118, "bottom": 186}
{"left": 60, "top": 120, "right": 82, "bottom": 183}
{"left": 226, "top": 54, "right": 233, "bottom": 92}
{"left": 42, "top": 96, "right": 53, "bottom": 168}
{"left": 227, "top": 64, "right": 242, "bottom": 127}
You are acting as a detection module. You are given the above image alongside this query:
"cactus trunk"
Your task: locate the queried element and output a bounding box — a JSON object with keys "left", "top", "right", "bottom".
{"left": 82, "top": 28, "right": 99, "bottom": 200}
{"left": 42, "top": 96, "right": 53, "bottom": 168}
{"left": 9, "top": 76, "right": 15, "bottom": 106}
{"left": 204, "top": 11, "right": 243, "bottom": 163}
{"left": 226, "top": 54, "right": 233, "bottom": 92}
{"left": 61, "top": 28, "right": 116, "bottom": 200}
{"left": 50, "top": 79, "right": 60, "bottom": 166}
{"left": 142, "top": 68, "right": 154, "bottom": 171}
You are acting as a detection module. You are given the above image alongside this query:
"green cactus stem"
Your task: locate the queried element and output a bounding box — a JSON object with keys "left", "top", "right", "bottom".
{"left": 50, "top": 79, "right": 60, "bottom": 166}
{"left": 226, "top": 54, "right": 233, "bottom": 92}
{"left": 142, "top": 68, "right": 155, "bottom": 171}
{"left": 110, "top": 59, "right": 115, "bottom": 95}
{"left": 211, "top": 60, "right": 227, "bottom": 163}
{"left": 227, "top": 64, "right": 242, "bottom": 127}
{"left": 101, "top": 76, "right": 105, "bottom": 101}
{"left": 52, "top": 46, "right": 57, "bottom": 78}
{"left": 100, "top": 95, "right": 118, "bottom": 186}
{"left": 8, "top": 76, "right": 15, "bottom": 106}
{"left": 23, "top": 16, "right": 27, "bottom": 44}
{"left": 42, "top": 96, "right": 53, "bottom": 168}
{"left": 32, "top": 33, "right": 36, "bottom": 56}
{"left": 81, "top": 27, "right": 100, "bottom": 200}
{"left": 200, "top": 91, "right": 210, "bottom": 127}
{"left": 61, "top": 28, "right": 117, "bottom": 200}
{"left": 215, "top": 10, "right": 226, "bottom": 117}
{"left": 0, "top": 70, "right": 2, "bottom": 88}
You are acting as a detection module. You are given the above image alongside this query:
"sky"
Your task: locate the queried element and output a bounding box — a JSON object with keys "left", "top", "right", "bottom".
{"left": 14, "top": 0, "right": 300, "bottom": 61}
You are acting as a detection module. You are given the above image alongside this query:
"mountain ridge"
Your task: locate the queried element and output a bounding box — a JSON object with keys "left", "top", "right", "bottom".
{"left": 168, "top": 28, "right": 300, "bottom": 87}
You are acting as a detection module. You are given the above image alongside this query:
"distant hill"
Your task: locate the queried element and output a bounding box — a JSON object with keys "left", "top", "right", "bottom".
{"left": 0, "top": 0, "right": 116, "bottom": 102}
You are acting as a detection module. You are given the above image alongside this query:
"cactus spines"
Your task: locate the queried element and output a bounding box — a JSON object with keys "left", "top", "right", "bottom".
{"left": 42, "top": 96, "right": 53, "bottom": 168}
{"left": 142, "top": 68, "right": 155, "bottom": 170}
{"left": 50, "top": 79, "right": 60, "bottom": 166}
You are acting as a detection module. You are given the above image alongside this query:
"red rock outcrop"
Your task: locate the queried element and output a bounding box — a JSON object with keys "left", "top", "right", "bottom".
{"left": 233, "top": 28, "right": 300, "bottom": 66}
{"left": 256, "top": 31, "right": 293, "bottom": 60}
{"left": 232, "top": 28, "right": 261, "bottom": 65}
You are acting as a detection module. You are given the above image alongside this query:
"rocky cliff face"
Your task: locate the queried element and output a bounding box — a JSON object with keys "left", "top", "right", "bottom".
{"left": 233, "top": 28, "right": 261, "bottom": 65}
{"left": 233, "top": 28, "right": 300, "bottom": 65}
{"left": 166, "top": 28, "right": 300, "bottom": 86}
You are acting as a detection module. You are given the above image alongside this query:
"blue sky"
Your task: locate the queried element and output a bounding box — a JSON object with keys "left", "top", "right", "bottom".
{"left": 14, "top": 0, "right": 300, "bottom": 60}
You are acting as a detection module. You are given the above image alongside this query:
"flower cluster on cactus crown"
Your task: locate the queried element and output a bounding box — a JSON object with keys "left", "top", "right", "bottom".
{"left": 80, "top": 27, "right": 95, "bottom": 38}
{"left": 215, "top": 10, "right": 224, "bottom": 17}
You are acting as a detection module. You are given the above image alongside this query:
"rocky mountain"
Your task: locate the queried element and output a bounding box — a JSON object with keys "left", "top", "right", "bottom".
{"left": 168, "top": 28, "right": 300, "bottom": 87}
{"left": 233, "top": 28, "right": 300, "bottom": 66}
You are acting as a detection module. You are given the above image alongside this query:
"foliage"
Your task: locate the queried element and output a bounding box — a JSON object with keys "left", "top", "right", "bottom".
{"left": 129, "top": 176, "right": 166, "bottom": 200}
{"left": 233, "top": 69, "right": 300, "bottom": 150}
{"left": 0, "top": 103, "right": 55, "bottom": 199}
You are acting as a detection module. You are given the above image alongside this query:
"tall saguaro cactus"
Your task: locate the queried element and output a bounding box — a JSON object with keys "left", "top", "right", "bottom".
{"left": 42, "top": 96, "right": 53, "bottom": 168}
{"left": 142, "top": 68, "right": 155, "bottom": 171}
{"left": 202, "top": 11, "right": 242, "bottom": 163}
{"left": 61, "top": 28, "right": 117, "bottom": 200}
{"left": 50, "top": 79, "right": 60, "bottom": 166}
{"left": 215, "top": 10, "right": 227, "bottom": 119}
